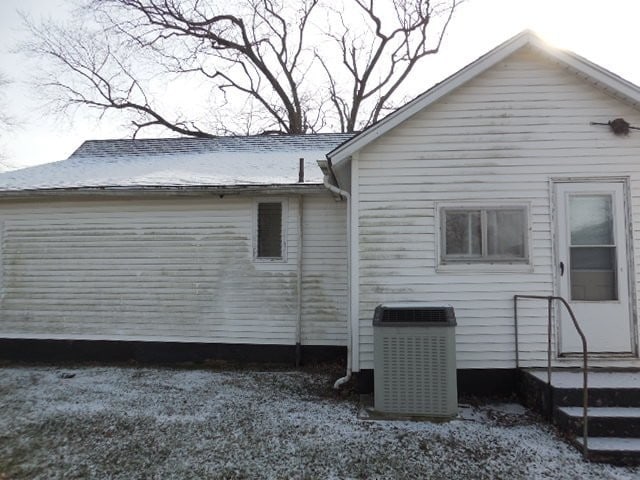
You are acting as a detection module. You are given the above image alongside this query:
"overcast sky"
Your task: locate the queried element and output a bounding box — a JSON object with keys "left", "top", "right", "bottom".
{"left": 1, "top": 0, "right": 639, "bottom": 169}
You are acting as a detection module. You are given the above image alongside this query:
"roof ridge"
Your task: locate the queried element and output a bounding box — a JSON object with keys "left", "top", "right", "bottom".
{"left": 79, "top": 131, "right": 352, "bottom": 144}
{"left": 68, "top": 132, "right": 355, "bottom": 159}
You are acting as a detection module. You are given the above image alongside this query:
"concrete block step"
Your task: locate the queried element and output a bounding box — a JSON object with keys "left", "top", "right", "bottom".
{"left": 525, "top": 370, "right": 640, "bottom": 407}
{"left": 556, "top": 406, "right": 640, "bottom": 437}
{"left": 553, "top": 387, "right": 640, "bottom": 408}
{"left": 575, "top": 437, "right": 640, "bottom": 466}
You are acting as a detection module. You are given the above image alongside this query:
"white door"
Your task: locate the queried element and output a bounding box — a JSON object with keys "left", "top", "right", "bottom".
{"left": 556, "top": 182, "right": 633, "bottom": 355}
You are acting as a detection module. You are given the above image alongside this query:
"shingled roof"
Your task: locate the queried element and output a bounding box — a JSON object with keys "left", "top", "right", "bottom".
{"left": 70, "top": 134, "right": 353, "bottom": 159}
{"left": 0, "top": 133, "right": 354, "bottom": 192}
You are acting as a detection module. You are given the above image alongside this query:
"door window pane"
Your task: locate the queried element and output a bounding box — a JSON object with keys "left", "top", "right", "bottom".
{"left": 568, "top": 194, "right": 617, "bottom": 301}
{"left": 570, "top": 247, "right": 616, "bottom": 270}
{"left": 487, "top": 209, "right": 525, "bottom": 257}
{"left": 570, "top": 195, "right": 613, "bottom": 245}
{"left": 570, "top": 246, "right": 617, "bottom": 301}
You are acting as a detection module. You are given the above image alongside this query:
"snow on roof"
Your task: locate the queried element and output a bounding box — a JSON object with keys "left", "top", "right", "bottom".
{"left": 0, "top": 133, "right": 354, "bottom": 192}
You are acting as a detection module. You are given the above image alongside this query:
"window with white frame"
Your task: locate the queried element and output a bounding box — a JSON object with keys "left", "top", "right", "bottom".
{"left": 440, "top": 206, "right": 528, "bottom": 263}
{"left": 256, "top": 201, "right": 284, "bottom": 259}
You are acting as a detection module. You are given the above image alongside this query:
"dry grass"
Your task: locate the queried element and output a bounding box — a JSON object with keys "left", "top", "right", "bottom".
{"left": 1, "top": 365, "right": 638, "bottom": 480}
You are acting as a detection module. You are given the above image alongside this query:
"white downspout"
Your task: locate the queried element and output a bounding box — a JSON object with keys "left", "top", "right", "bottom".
{"left": 323, "top": 174, "right": 353, "bottom": 389}
{"left": 295, "top": 194, "right": 303, "bottom": 366}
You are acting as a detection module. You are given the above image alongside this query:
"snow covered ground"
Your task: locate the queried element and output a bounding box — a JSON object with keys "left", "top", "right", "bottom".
{"left": 1, "top": 365, "right": 639, "bottom": 480}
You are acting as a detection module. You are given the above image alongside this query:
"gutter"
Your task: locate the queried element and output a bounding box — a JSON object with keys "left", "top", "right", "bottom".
{"left": 0, "top": 184, "right": 327, "bottom": 199}
{"left": 322, "top": 173, "right": 353, "bottom": 390}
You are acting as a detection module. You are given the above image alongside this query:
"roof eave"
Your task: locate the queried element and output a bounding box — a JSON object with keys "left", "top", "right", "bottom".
{"left": 0, "top": 183, "right": 327, "bottom": 199}
{"left": 541, "top": 46, "right": 640, "bottom": 108}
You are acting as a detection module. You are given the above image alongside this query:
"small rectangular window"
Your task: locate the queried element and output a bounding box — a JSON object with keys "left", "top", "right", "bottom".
{"left": 257, "top": 202, "right": 283, "bottom": 258}
{"left": 441, "top": 206, "right": 528, "bottom": 263}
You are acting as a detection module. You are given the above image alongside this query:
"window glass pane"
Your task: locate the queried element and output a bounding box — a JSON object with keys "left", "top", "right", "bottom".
{"left": 470, "top": 213, "right": 481, "bottom": 255}
{"left": 258, "top": 202, "right": 282, "bottom": 258}
{"left": 570, "top": 195, "right": 613, "bottom": 245}
{"left": 570, "top": 247, "right": 617, "bottom": 301}
{"left": 487, "top": 209, "right": 526, "bottom": 257}
{"left": 445, "top": 212, "right": 467, "bottom": 255}
{"left": 445, "top": 211, "right": 481, "bottom": 255}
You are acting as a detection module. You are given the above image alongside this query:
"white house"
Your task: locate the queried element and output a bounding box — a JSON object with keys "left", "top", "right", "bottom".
{"left": 2, "top": 31, "right": 640, "bottom": 395}
{"left": 327, "top": 30, "right": 640, "bottom": 393}
{"left": 0, "top": 134, "right": 352, "bottom": 365}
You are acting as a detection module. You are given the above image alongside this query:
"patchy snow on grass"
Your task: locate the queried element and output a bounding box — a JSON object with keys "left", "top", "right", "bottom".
{"left": 1, "top": 365, "right": 639, "bottom": 480}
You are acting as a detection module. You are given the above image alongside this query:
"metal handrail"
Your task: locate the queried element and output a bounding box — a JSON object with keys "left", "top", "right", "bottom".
{"left": 514, "top": 294, "right": 589, "bottom": 459}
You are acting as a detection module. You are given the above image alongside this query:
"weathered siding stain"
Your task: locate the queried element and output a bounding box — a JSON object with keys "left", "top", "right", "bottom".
{"left": 356, "top": 48, "right": 640, "bottom": 370}
{"left": 302, "top": 196, "right": 348, "bottom": 345}
{"left": 0, "top": 193, "right": 347, "bottom": 346}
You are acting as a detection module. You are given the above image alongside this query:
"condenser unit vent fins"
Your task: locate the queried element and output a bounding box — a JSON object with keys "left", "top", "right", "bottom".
{"left": 381, "top": 308, "right": 448, "bottom": 324}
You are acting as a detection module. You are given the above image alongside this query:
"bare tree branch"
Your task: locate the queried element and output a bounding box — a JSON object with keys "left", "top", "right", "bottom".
{"left": 22, "top": 0, "right": 462, "bottom": 137}
{"left": 329, "top": 0, "right": 463, "bottom": 130}
{"left": 0, "top": 73, "right": 12, "bottom": 131}
{"left": 0, "top": 73, "right": 17, "bottom": 167}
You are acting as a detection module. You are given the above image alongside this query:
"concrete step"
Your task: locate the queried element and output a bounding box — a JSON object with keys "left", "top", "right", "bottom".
{"left": 534, "top": 370, "right": 640, "bottom": 389}
{"left": 522, "top": 369, "right": 640, "bottom": 465}
{"left": 556, "top": 406, "right": 640, "bottom": 437}
{"left": 575, "top": 437, "right": 640, "bottom": 466}
{"left": 553, "top": 386, "right": 640, "bottom": 408}
{"left": 525, "top": 370, "right": 640, "bottom": 407}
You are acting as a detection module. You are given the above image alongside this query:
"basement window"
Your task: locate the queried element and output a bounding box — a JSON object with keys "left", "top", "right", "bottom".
{"left": 256, "top": 201, "right": 284, "bottom": 260}
{"left": 440, "top": 206, "right": 529, "bottom": 264}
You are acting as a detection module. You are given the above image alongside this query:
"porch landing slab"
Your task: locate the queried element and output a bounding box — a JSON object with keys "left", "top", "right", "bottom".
{"left": 558, "top": 406, "right": 640, "bottom": 418}
{"left": 527, "top": 370, "right": 640, "bottom": 389}
{"left": 558, "top": 407, "right": 640, "bottom": 418}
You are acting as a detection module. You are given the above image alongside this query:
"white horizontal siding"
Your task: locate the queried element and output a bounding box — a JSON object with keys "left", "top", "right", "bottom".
{"left": 356, "top": 48, "right": 640, "bottom": 370}
{"left": 301, "top": 195, "right": 348, "bottom": 345}
{"left": 0, "top": 194, "right": 348, "bottom": 347}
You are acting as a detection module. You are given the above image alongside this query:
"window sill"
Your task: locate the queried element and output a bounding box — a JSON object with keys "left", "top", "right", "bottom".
{"left": 436, "top": 262, "right": 533, "bottom": 274}
{"left": 254, "top": 257, "right": 287, "bottom": 263}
